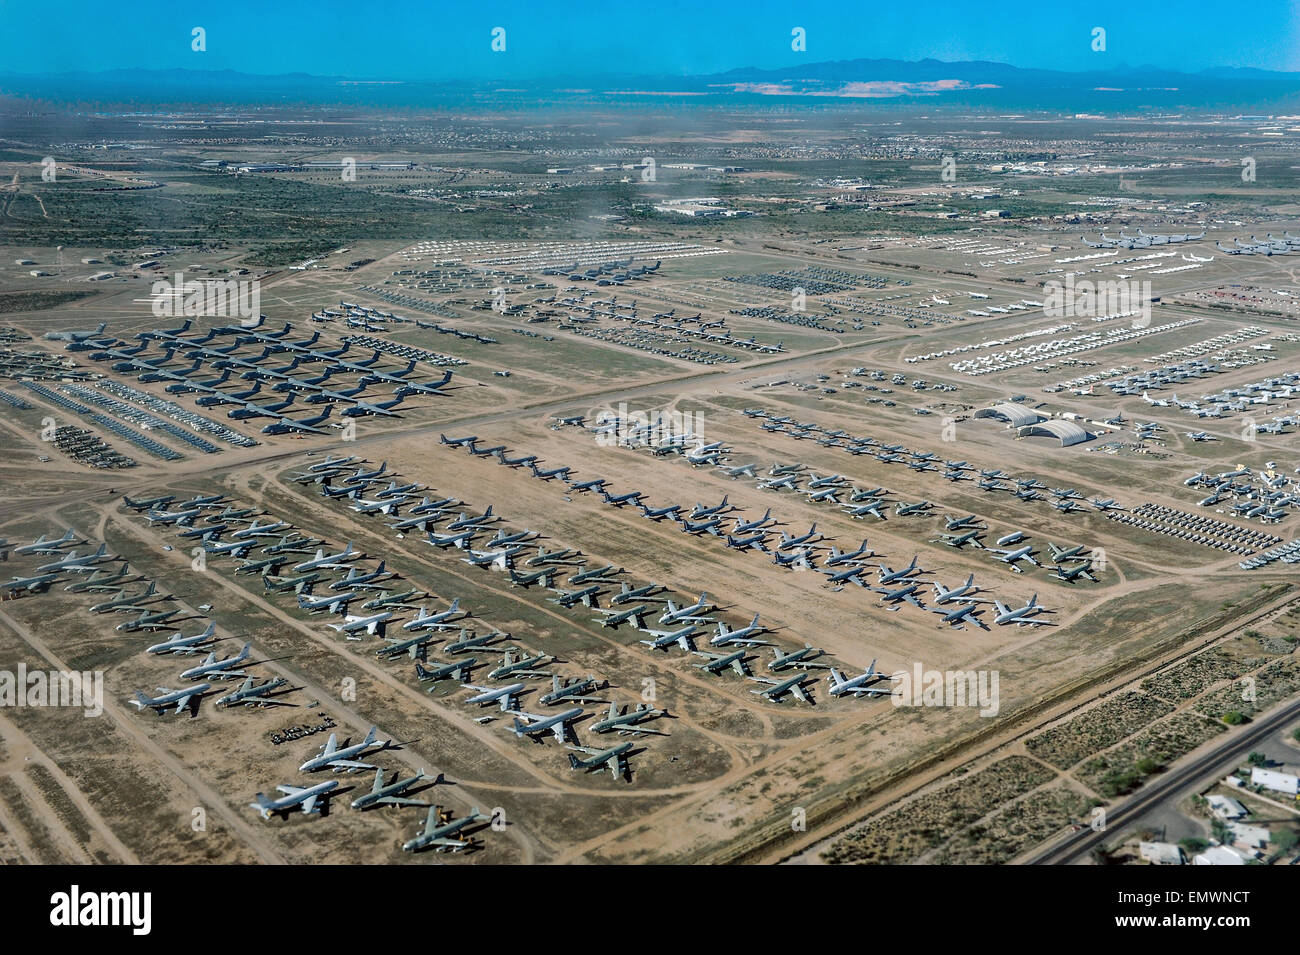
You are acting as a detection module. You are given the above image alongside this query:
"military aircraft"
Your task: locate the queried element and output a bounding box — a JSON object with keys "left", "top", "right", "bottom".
{"left": 567, "top": 742, "right": 635, "bottom": 781}
{"left": 659, "top": 593, "right": 714, "bottom": 626}
{"left": 250, "top": 780, "right": 339, "bottom": 820}
{"left": 402, "top": 805, "right": 489, "bottom": 852}
{"left": 589, "top": 702, "right": 667, "bottom": 736}
{"left": 488, "top": 650, "right": 552, "bottom": 679}
{"left": 827, "top": 661, "right": 893, "bottom": 698}
{"left": 693, "top": 648, "right": 752, "bottom": 676}
{"left": 871, "top": 581, "right": 927, "bottom": 610}
{"left": 179, "top": 643, "right": 252, "bottom": 681}
{"left": 128, "top": 683, "right": 212, "bottom": 715}
{"left": 749, "top": 672, "right": 814, "bottom": 704}
{"left": 292, "top": 542, "right": 358, "bottom": 574}
{"left": 65, "top": 564, "right": 138, "bottom": 593}
{"left": 115, "top": 607, "right": 182, "bottom": 632}
{"left": 639, "top": 625, "right": 700, "bottom": 652}
{"left": 595, "top": 604, "right": 650, "bottom": 630}
{"left": 299, "top": 726, "right": 392, "bottom": 772}
{"left": 11, "top": 528, "right": 80, "bottom": 556}
{"left": 414, "top": 658, "right": 476, "bottom": 686}
{"left": 462, "top": 681, "right": 527, "bottom": 711}
{"left": 351, "top": 769, "right": 437, "bottom": 810}
{"left": 539, "top": 675, "right": 607, "bottom": 706}
{"left": 769, "top": 644, "right": 831, "bottom": 671}
{"left": 145, "top": 622, "right": 218, "bottom": 655}
{"left": 987, "top": 544, "right": 1041, "bottom": 573}
{"left": 297, "top": 590, "right": 355, "bottom": 614}
{"left": 877, "top": 557, "right": 922, "bottom": 585}
{"left": 328, "top": 611, "right": 393, "bottom": 638}
{"left": 401, "top": 599, "right": 466, "bottom": 632}
{"left": 930, "top": 602, "right": 989, "bottom": 631}
{"left": 511, "top": 707, "right": 583, "bottom": 743}
{"left": 710, "top": 614, "right": 771, "bottom": 647}
{"left": 215, "top": 676, "right": 289, "bottom": 707}
{"left": 3, "top": 572, "right": 61, "bottom": 594}
{"left": 37, "top": 544, "right": 112, "bottom": 574}
{"left": 993, "top": 594, "right": 1056, "bottom": 627}
{"left": 442, "top": 629, "right": 506, "bottom": 655}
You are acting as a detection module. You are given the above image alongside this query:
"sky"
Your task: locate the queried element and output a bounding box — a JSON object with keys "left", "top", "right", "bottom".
{"left": 3, "top": 0, "right": 1299, "bottom": 80}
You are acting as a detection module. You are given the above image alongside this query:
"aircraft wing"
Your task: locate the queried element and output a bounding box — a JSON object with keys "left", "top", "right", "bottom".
{"left": 428, "top": 837, "right": 472, "bottom": 851}
{"left": 326, "top": 758, "right": 378, "bottom": 771}
{"left": 791, "top": 683, "right": 812, "bottom": 704}
{"left": 301, "top": 792, "right": 322, "bottom": 814}
{"left": 376, "top": 795, "right": 431, "bottom": 808}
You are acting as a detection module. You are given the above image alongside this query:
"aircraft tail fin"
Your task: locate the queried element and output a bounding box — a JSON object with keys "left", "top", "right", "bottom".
{"left": 568, "top": 754, "right": 582, "bottom": 770}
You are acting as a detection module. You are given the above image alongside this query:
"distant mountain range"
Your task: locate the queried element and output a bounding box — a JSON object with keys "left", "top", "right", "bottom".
{"left": 3, "top": 59, "right": 1300, "bottom": 111}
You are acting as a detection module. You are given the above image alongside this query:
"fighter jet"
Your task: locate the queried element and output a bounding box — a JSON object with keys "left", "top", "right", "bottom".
{"left": 299, "top": 726, "right": 392, "bottom": 772}
{"left": 351, "top": 769, "right": 437, "bottom": 810}
{"left": 128, "top": 683, "right": 212, "bottom": 715}
{"left": 402, "top": 805, "right": 489, "bottom": 852}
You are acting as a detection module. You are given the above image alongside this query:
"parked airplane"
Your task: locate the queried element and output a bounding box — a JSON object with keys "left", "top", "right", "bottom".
{"left": 179, "top": 643, "right": 251, "bottom": 681}
{"left": 402, "top": 805, "right": 489, "bottom": 852}
{"left": 827, "top": 661, "right": 893, "bottom": 698}
{"left": 511, "top": 707, "right": 583, "bottom": 743}
{"left": 250, "top": 780, "right": 339, "bottom": 820}
{"left": 351, "top": 769, "right": 436, "bottom": 810}
{"left": 145, "top": 622, "right": 218, "bottom": 655}
{"left": 993, "top": 594, "right": 1056, "bottom": 626}
{"left": 299, "top": 726, "right": 391, "bottom": 772}
{"left": 567, "top": 741, "right": 635, "bottom": 781}
{"left": 128, "top": 683, "right": 212, "bottom": 715}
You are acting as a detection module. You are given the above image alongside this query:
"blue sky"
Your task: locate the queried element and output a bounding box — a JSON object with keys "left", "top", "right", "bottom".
{"left": 3, "top": 0, "right": 1299, "bottom": 79}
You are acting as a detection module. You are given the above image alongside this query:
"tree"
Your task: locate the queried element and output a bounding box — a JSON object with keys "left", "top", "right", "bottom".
{"left": 1272, "top": 829, "right": 1298, "bottom": 853}
{"left": 1222, "top": 710, "right": 1245, "bottom": 726}
{"left": 1248, "top": 751, "right": 1267, "bottom": 767}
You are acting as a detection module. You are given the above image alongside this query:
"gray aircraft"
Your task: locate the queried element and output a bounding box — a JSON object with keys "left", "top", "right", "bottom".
{"left": 328, "top": 611, "right": 393, "bottom": 638}
{"left": 297, "top": 590, "right": 355, "bottom": 614}
{"left": 115, "top": 607, "right": 182, "bottom": 632}
{"left": 769, "top": 644, "right": 831, "bottom": 671}
{"left": 3, "top": 572, "right": 60, "bottom": 594}
{"left": 442, "top": 629, "right": 505, "bottom": 654}
{"left": 250, "top": 780, "right": 338, "bottom": 820}
{"left": 376, "top": 631, "right": 440, "bottom": 661}
{"left": 567, "top": 741, "right": 635, "bottom": 781}
{"left": 987, "top": 544, "right": 1041, "bottom": 573}
{"left": 930, "top": 602, "right": 989, "bottom": 631}
{"left": 180, "top": 643, "right": 251, "bottom": 681}
{"left": 589, "top": 702, "right": 667, "bottom": 736}
{"left": 462, "top": 681, "right": 527, "bottom": 711}
{"left": 871, "top": 581, "right": 927, "bottom": 610}
{"left": 488, "top": 650, "right": 552, "bottom": 680}
{"left": 595, "top": 604, "right": 650, "bottom": 630}
{"left": 402, "top": 805, "right": 489, "bottom": 852}
{"left": 693, "top": 648, "right": 752, "bottom": 676}
{"left": 292, "top": 542, "right": 358, "bottom": 574}
{"left": 414, "top": 658, "right": 475, "bottom": 686}
{"left": 710, "top": 614, "right": 771, "bottom": 647}
{"left": 351, "top": 768, "right": 437, "bottom": 810}
{"left": 511, "top": 707, "right": 584, "bottom": 744}
{"left": 658, "top": 592, "right": 714, "bottom": 626}
{"left": 216, "top": 676, "right": 289, "bottom": 707}
{"left": 639, "top": 624, "right": 700, "bottom": 653}
{"left": 128, "top": 683, "right": 212, "bottom": 715}
{"left": 932, "top": 529, "right": 985, "bottom": 550}
{"left": 145, "top": 622, "right": 218, "bottom": 655}
{"left": 749, "top": 672, "right": 814, "bottom": 704}
{"left": 12, "top": 528, "right": 79, "bottom": 556}
{"left": 993, "top": 594, "right": 1056, "bottom": 627}
{"left": 402, "top": 599, "right": 467, "bottom": 632}
{"left": 827, "top": 661, "right": 892, "bottom": 698}
{"left": 539, "top": 675, "right": 606, "bottom": 706}
{"left": 931, "top": 574, "right": 992, "bottom": 606}
{"left": 37, "top": 543, "right": 112, "bottom": 574}
{"left": 299, "top": 726, "right": 391, "bottom": 772}
{"left": 65, "top": 565, "right": 137, "bottom": 593}
{"left": 549, "top": 584, "right": 605, "bottom": 609}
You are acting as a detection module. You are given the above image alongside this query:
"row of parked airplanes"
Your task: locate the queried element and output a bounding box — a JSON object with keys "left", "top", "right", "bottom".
{"left": 1080, "top": 230, "right": 1300, "bottom": 255}
{"left": 0, "top": 526, "right": 500, "bottom": 851}
{"left": 436, "top": 434, "right": 1065, "bottom": 633}
{"left": 299, "top": 451, "right": 906, "bottom": 706}
{"left": 1079, "top": 229, "right": 1205, "bottom": 249}
{"left": 58, "top": 317, "right": 452, "bottom": 436}
{"left": 120, "top": 482, "right": 714, "bottom": 790}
